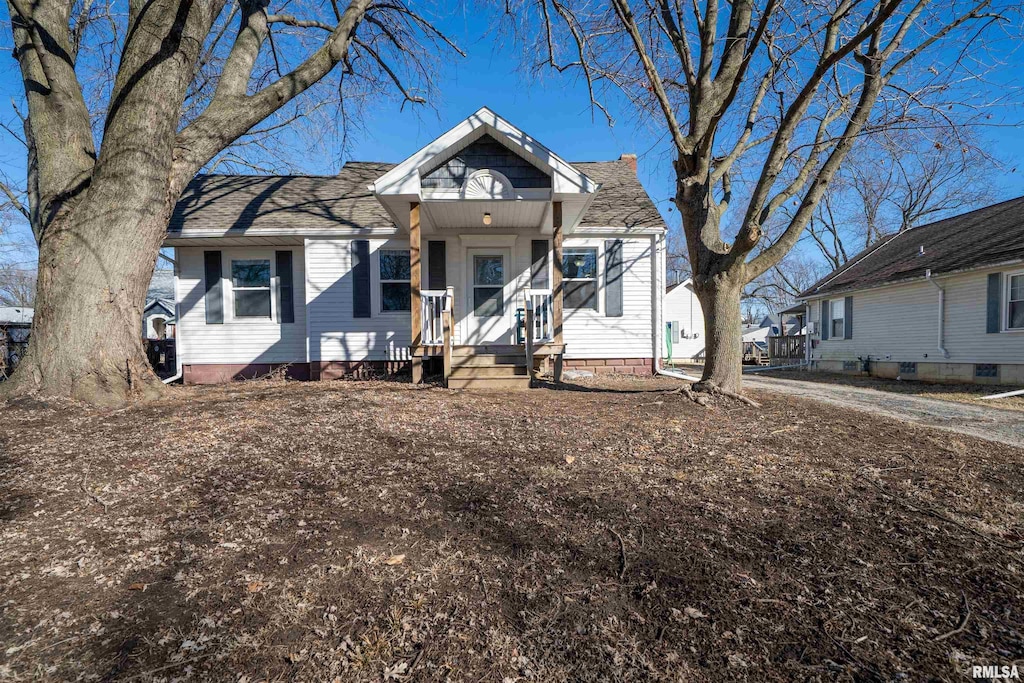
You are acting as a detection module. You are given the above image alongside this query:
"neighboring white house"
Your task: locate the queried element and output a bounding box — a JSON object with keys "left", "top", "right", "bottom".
{"left": 799, "top": 197, "right": 1024, "bottom": 385}
{"left": 662, "top": 279, "right": 705, "bottom": 361}
{"left": 165, "top": 107, "right": 667, "bottom": 387}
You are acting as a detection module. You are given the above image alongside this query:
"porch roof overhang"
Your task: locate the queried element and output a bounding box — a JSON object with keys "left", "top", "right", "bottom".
{"left": 369, "top": 107, "right": 600, "bottom": 235}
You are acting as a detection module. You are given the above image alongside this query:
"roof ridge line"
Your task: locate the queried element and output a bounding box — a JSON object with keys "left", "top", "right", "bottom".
{"left": 809, "top": 231, "right": 904, "bottom": 295}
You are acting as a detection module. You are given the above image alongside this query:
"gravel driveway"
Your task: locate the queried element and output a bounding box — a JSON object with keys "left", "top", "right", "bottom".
{"left": 746, "top": 375, "right": 1024, "bottom": 448}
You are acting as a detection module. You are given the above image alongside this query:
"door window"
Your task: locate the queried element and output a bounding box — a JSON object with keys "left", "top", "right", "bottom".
{"left": 473, "top": 255, "right": 504, "bottom": 317}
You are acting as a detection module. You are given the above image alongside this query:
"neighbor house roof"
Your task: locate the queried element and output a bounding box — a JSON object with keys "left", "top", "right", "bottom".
{"left": 168, "top": 159, "right": 663, "bottom": 236}
{"left": 800, "top": 196, "right": 1024, "bottom": 298}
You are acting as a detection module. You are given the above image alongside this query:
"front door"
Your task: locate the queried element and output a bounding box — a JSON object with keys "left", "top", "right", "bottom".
{"left": 464, "top": 248, "right": 513, "bottom": 344}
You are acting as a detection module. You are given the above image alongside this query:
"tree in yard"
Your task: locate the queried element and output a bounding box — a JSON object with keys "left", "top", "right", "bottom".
{"left": 513, "top": 0, "right": 1014, "bottom": 393}
{"left": 1, "top": 0, "right": 459, "bottom": 404}
{"left": 802, "top": 131, "right": 999, "bottom": 270}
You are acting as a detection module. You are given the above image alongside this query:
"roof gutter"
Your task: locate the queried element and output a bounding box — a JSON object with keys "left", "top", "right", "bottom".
{"left": 925, "top": 269, "right": 950, "bottom": 360}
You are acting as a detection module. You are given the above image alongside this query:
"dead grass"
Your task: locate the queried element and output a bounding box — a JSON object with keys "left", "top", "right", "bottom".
{"left": 759, "top": 369, "right": 1024, "bottom": 412}
{"left": 1, "top": 376, "right": 1022, "bottom": 682}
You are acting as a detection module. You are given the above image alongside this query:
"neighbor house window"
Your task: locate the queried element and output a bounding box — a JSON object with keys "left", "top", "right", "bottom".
{"left": 1008, "top": 273, "right": 1024, "bottom": 330}
{"left": 379, "top": 249, "right": 411, "bottom": 312}
{"left": 231, "top": 259, "right": 271, "bottom": 318}
{"left": 829, "top": 299, "right": 845, "bottom": 339}
{"left": 562, "top": 247, "right": 598, "bottom": 310}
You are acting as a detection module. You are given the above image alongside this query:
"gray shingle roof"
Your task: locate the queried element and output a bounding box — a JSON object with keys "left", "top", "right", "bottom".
{"left": 168, "top": 159, "right": 664, "bottom": 235}
{"left": 573, "top": 161, "right": 664, "bottom": 228}
{"left": 800, "top": 196, "right": 1024, "bottom": 298}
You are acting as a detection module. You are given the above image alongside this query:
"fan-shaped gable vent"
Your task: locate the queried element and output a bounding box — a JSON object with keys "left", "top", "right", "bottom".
{"left": 462, "top": 169, "right": 514, "bottom": 199}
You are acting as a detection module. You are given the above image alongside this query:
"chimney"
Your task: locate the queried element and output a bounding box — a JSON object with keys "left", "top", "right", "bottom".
{"left": 619, "top": 153, "right": 638, "bottom": 175}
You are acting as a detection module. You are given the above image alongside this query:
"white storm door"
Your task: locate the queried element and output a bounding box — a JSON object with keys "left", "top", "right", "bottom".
{"left": 464, "top": 248, "right": 512, "bottom": 344}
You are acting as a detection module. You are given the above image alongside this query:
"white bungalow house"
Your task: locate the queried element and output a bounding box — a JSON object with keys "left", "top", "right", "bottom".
{"left": 662, "top": 279, "right": 705, "bottom": 362}
{"left": 799, "top": 197, "right": 1024, "bottom": 385}
{"left": 165, "top": 108, "right": 667, "bottom": 388}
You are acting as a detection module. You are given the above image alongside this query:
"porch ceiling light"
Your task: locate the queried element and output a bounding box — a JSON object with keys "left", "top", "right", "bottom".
{"left": 483, "top": 212, "right": 492, "bottom": 226}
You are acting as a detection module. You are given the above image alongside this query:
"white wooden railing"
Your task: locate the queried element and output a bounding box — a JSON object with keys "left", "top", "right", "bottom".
{"left": 421, "top": 289, "right": 449, "bottom": 346}
{"left": 526, "top": 288, "right": 554, "bottom": 343}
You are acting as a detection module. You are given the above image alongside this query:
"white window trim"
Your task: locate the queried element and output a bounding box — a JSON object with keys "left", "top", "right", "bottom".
{"left": 829, "top": 298, "right": 845, "bottom": 340}
{"left": 225, "top": 251, "right": 276, "bottom": 323}
{"left": 1005, "top": 270, "right": 1024, "bottom": 332}
{"left": 562, "top": 244, "right": 601, "bottom": 312}
{"left": 376, "top": 243, "right": 412, "bottom": 316}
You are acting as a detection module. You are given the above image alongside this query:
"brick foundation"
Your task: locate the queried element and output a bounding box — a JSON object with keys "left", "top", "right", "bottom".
{"left": 562, "top": 358, "right": 656, "bottom": 375}
{"left": 313, "top": 360, "right": 412, "bottom": 380}
{"left": 183, "top": 357, "right": 653, "bottom": 383}
{"left": 183, "top": 363, "right": 311, "bottom": 385}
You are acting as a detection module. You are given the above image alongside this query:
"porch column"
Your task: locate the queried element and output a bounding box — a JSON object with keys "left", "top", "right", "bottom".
{"left": 552, "top": 201, "right": 564, "bottom": 345}
{"left": 410, "top": 201, "right": 423, "bottom": 384}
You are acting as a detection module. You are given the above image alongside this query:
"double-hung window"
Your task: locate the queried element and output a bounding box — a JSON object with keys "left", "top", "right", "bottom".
{"left": 1009, "top": 273, "right": 1024, "bottom": 330}
{"left": 379, "top": 250, "right": 411, "bottom": 312}
{"left": 231, "top": 259, "right": 271, "bottom": 318}
{"left": 562, "top": 247, "right": 598, "bottom": 310}
{"left": 829, "top": 299, "right": 845, "bottom": 339}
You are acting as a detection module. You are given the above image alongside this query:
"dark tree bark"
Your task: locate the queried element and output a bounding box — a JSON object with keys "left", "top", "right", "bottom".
{"left": 2, "top": 0, "right": 448, "bottom": 404}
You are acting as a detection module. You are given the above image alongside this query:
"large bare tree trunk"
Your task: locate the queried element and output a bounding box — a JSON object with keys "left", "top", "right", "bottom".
{"left": 1, "top": 0, "right": 402, "bottom": 405}
{"left": 694, "top": 276, "right": 744, "bottom": 395}
{"left": 4, "top": 190, "right": 168, "bottom": 405}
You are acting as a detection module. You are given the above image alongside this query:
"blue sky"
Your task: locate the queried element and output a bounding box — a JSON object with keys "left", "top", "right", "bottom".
{"left": 1, "top": 6, "right": 1022, "bottom": 269}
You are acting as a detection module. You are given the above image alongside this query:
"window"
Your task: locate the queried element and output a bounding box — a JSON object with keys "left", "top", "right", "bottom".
{"left": 1008, "top": 273, "right": 1024, "bottom": 330}
{"left": 829, "top": 299, "right": 845, "bottom": 339}
{"left": 898, "top": 362, "right": 917, "bottom": 375}
{"left": 472, "top": 255, "right": 504, "bottom": 317}
{"left": 562, "top": 247, "right": 598, "bottom": 310}
{"left": 231, "top": 259, "right": 271, "bottom": 318}
{"left": 379, "top": 250, "right": 411, "bottom": 312}
{"left": 975, "top": 363, "right": 999, "bottom": 378}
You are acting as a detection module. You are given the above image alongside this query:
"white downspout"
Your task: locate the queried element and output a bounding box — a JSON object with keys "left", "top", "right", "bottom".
{"left": 925, "top": 269, "right": 950, "bottom": 359}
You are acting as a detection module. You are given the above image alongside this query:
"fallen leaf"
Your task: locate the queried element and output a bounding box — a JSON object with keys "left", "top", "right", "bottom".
{"left": 385, "top": 554, "right": 406, "bottom": 566}
{"left": 247, "top": 581, "right": 266, "bottom": 593}
{"left": 684, "top": 606, "right": 706, "bottom": 619}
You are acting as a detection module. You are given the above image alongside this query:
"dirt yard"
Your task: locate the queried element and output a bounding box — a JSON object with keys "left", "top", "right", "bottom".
{"left": 758, "top": 369, "right": 1024, "bottom": 412}
{"left": 1, "top": 377, "right": 1022, "bottom": 682}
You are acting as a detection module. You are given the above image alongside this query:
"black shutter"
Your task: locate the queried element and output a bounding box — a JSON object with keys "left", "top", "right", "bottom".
{"left": 604, "top": 239, "right": 624, "bottom": 317}
{"left": 203, "top": 250, "right": 223, "bottom": 324}
{"left": 987, "top": 273, "right": 1002, "bottom": 334}
{"left": 531, "top": 240, "right": 549, "bottom": 288}
{"left": 276, "top": 250, "right": 294, "bottom": 324}
{"left": 427, "top": 240, "right": 447, "bottom": 290}
{"left": 352, "top": 240, "right": 371, "bottom": 318}
{"left": 844, "top": 296, "right": 853, "bottom": 339}
{"left": 820, "top": 299, "right": 829, "bottom": 340}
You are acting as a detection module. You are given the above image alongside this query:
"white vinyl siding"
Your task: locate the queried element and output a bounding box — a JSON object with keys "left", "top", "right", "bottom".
{"left": 306, "top": 238, "right": 413, "bottom": 362}
{"left": 176, "top": 246, "right": 307, "bottom": 364}
{"left": 809, "top": 266, "right": 1024, "bottom": 364}
{"left": 306, "top": 232, "right": 658, "bottom": 362}
{"left": 561, "top": 235, "right": 656, "bottom": 360}
{"left": 662, "top": 283, "right": 705, "bottom": 360}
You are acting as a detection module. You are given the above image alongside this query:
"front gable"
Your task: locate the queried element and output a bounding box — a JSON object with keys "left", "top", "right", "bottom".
{"left": 371, "top": 107, "right": 600, "bottom": 234}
